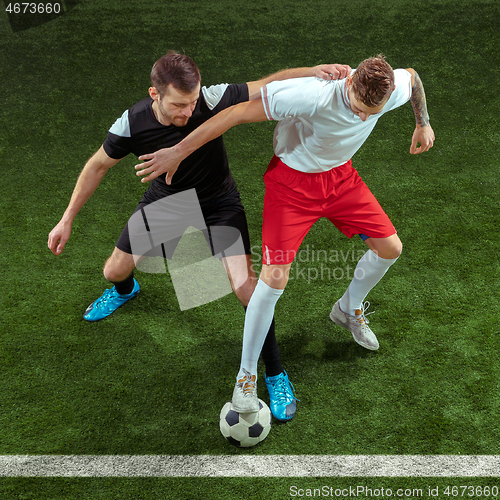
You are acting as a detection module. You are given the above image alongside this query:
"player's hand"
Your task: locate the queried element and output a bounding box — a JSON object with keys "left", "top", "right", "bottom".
{"left": 48, "top": 219, "right": 72, "bottom": 255}
{"left": 410, "top": 124, "right": 435, "bottom": 154}
{"left": 135, "top": 147, "right": 183, "bottom": 185}
{"left": 314, "top": 64, "right": 351, "bottom": 81}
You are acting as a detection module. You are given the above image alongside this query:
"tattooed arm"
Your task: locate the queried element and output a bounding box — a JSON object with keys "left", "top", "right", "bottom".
{"left": 405, "top": 68, "right": 435, "bottom": 154}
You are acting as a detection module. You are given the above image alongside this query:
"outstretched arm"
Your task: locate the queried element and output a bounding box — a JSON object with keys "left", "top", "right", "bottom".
{"left": 247, "top": 64, "right": 351, "bottom": 100}
{"left": 406, "top": 68, "right": 435, "bottom": 154}
{"left": 135, "top": 63, "right": 351, "bottom": 184}
{"left": 135, "top": 99, "right": 268, "bottom": 184}
{"left": 48, "top": 146, "right": 120, "bottom": 255}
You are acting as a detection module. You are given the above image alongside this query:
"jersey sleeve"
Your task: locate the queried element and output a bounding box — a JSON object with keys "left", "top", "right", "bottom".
{"left": 261, "top": 77, "right": 322, "bottom": 121}
{"left": 201, "top": 83, "right": 249, "bottom": 114}
{"left": 382, "top": 69, "right": 412, "bottom": 113}
{"left": 102, "top": 109, "right": 133, "bottom": 159}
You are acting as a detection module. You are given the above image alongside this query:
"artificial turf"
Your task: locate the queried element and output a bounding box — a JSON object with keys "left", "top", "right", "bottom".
{"left": 1, "top": 0, "right": 499, "bottom": 498}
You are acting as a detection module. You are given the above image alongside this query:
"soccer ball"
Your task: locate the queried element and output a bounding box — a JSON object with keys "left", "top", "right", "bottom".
{"left": 219, "top": 399, "right": 272, "bottom": 448}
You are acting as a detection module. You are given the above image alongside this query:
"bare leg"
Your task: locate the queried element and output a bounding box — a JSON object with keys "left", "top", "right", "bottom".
{"left": 103, "top": 247, "right": 140, "bottom": 283}
{"left": 221, "top": 254, "right": 257, "bottom": 306}
{"left": 365, "top": 233, "right": 403, "bottom": 260}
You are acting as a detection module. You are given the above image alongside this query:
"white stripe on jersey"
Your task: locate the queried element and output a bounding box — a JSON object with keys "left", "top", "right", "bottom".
{"left": 109, "top": 109, "right": 131, "bottom": 138}
{"left": 201, "top": 84, "right": 230, "bottom": 110}
{"left": 261, "top": 85, "right": 273, "bottom": 121}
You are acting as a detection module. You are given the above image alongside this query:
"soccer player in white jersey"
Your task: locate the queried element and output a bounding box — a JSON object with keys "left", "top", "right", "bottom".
{"left": 134, "top": 55, "right": 435, "bottom": 413}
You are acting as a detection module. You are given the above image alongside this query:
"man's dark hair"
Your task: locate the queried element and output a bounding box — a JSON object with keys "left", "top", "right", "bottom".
{"left": 150, "top": 51, "right": 201, "bottom": 96}
{"left": 351, "top": 54, "right": 395, "bottom": 107}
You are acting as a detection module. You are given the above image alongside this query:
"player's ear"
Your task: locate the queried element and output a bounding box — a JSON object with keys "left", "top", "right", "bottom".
{"left": 149, "top": 86, "right": 160, "bottom": 101}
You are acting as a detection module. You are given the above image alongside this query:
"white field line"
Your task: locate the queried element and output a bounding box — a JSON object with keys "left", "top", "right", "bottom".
{"left": 0, "top": 455, "right": 499, "bottom": 477}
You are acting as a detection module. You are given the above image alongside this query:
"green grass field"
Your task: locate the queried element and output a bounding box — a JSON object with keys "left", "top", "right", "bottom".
{"left": 1, "top": 0, "right": 500, "bottom": 498}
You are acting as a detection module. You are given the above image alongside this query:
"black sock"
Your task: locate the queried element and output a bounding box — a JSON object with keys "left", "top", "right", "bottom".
{"left": 243, "top": 305, "right": 284, "bottom": 377}
{"left": 113, "top": 273, "right": 135, "bottom": 295}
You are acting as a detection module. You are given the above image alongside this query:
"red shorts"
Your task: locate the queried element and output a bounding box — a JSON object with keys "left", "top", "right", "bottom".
{"left": 262, "top": 156, "right": 396, "bottom": 265}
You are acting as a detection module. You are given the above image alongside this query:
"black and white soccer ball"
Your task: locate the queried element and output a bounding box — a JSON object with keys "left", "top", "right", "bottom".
{"left": 219, "top": 399, "right": 272, "bottom": 448}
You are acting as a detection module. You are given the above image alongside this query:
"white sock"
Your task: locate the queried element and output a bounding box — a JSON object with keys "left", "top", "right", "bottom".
{"left": 339, "top": 249, "right": 398, "bottom": 316}
{"left": 238, "top": 279, "right": 284, "bottom": 382}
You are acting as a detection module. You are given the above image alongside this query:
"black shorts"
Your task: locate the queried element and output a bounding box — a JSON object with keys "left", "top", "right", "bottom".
{"left": 116, "top": 188, "right": 252, "bottom": 259}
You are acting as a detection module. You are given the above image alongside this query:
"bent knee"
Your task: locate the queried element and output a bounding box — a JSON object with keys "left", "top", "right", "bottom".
{"left": 391, "top": 239, "right": 403, "bottom": 259}
{"left": 380, "top": 240, "right": 402, "bottom": 260}
{"left": 103, "top": 252, "right": 136, "bottom": 283}
{"left": 368, "top": 235, "right": 403, "bottom": 260}
{"left": 103, "top": 263, "right": 125, "bottom": 283}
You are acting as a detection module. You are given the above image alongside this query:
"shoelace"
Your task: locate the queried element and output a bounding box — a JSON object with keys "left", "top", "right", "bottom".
{"left": 269, "top": 376, "right": 297, "bottom": 404}
{"left": 356, "top": 301, "right": 375, "bottom": 326}
{"left": 96, "top": 288, "right": 117, "bottom": 309}
{"left": 237, "top": 369, "right": 256, "bottom": 397}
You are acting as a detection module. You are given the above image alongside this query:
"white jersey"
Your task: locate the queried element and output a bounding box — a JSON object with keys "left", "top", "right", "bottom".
{"left": 261, "top": 68, "right": 412, "bottom": 172}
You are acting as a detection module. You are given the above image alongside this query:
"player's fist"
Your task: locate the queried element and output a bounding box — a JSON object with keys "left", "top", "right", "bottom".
{"left": 410, "top": 125, "right": 435, "bottom": 154}
{"left": 48, "top": 220, "right": 72, "bottom": 255}
{"left": 314, "top": 64, "right": 351, "bottom": 80}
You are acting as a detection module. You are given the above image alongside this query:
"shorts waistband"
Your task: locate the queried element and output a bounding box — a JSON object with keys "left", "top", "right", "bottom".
{"left": 268, "top": 155, "right": 352, "bottom": 176}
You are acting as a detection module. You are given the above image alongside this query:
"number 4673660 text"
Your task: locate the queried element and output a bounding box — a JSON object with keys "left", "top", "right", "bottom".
{"left": 5, "top": 3, "right": 61, "bottom": 14}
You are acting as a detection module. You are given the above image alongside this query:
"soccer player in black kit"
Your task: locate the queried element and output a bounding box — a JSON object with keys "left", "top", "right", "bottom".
{"left": 48, "top": 51, "right": 344, "bottom": 421}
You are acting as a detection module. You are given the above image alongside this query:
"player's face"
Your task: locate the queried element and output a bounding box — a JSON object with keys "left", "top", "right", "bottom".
{"left": 347, "top": 90, "right": 386, "bottom": 121}
{"left": 346, "top": 77, "right": 392, "bottom": 121}
{"left": 154, "top": 83, "right": 201, "bottom": 127}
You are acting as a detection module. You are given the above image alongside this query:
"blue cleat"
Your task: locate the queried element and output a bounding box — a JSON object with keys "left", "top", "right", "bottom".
{"left": 265, "top": 371, "right": 297, "bottom": 422}
{"left": 83, "top": 279, "right": 140, "bottom": 322}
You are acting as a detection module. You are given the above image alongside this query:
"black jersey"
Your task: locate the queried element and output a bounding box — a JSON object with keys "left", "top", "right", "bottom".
{"left": 103, "top": 83, "right": 249, "bottom": 204}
